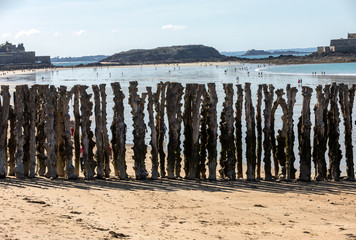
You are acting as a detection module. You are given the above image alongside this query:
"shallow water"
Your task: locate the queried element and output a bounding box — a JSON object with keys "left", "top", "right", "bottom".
{"left": 1, "top": 62, "right": 356, "bottom": 176}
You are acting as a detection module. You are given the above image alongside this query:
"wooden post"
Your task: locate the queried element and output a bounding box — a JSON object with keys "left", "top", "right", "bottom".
{"left": 44, "top": 86, "right": 58, "bottom": 179}
{"left": 256, "top": 85, "right": 263, "bottom": 179}
{"left": 93, "top": 85, "right": 104, "bottom": 178}
{"left": 262, "top": 84, "right": 274, "bottom": 180}
{"left": 199, "top": 87, "right": 208, "bottom": 179}
{"left": 147, "top": 86, "right": 159, "bottom": 179}
{"left": 56, "top": 86, "right": 66, "bottom": 177}
{"left": 14, "top": 85, "right": 25, "bottom": 178}
{"left": 184, "top": 84, "right": 203, "bottom": 179}
{"left": 36, "top": 85, "right": 48, "bottom": 176}
{"left": 22, "top": 85, "right": 30, "bottom": 177}
{"left": 207, "top": 83, "right": 218, "bottom": 180}
{"left": 28, "top": 86, "right": 37, "bottom": 178}
{"left": 100, "top": 84, "right": 111, "bottom": 178}
{"left": 312, "top": 85, "right": 329, "bottom": 181}
{"left": 326, "top": 83, "right": 342, "bottom": 180}
{"left": 273, "top": 89, "right": 288, "bottom": 178}
{"left": 111, "top": 82, "right": 127, "bottom": 179}
{"left": 128, "top": 81, "right": 148, "bottom": 180}
{"left": 59, "top": 86, "right": 76, "bottom": 179}
{"left": 166, "top": 82, "right": 184, "bottom": 178}
{"left": 72, "top": 85, "right": 81, "bottom": 175}
{"left": 339, "top": 83, "right": 355, "bottom": 181}
{"left": 183, "top": 84, "right": 193, "bottom": 177}
{"left": 0, "top": 85, "right": 10, "bottom": 178}
{"left": 157, "top": 82, "right": 167, "bottom": 178}
{"left": 245, "top": 83, "right": 256, "bottom": 180}
{"left": 80, "top": 86, "right": 95, "bottom": 179}
{"left": 8, "top": 104, "right": 16, "bottom": 176}
{"left": 235, "top": 84, "right": 243, "bottom": 179}
{"left": 285, "top": 84, "right": 298, "bottom": 180}
{"left": 298, "top": 86, "right": 313, "bottom": 181}
{"left": 270, "top": 98, "right": 278, "bottom": 178}
{"left": 219, "top": 83, "right": 236, "bottom": 180}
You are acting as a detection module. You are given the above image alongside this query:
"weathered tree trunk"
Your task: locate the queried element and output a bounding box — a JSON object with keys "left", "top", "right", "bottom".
{"left": 28, "top": 86, "right": 37, "bottom": 178}
{"left": 219, "top": 83, "right": 236, "bottom": 180}
{"left": 93, "top": 85, "right": 104, "bottom": 178}
{"left": 129, "top": 81, "right": 148, "bottom": 180}
{"left": 235, "top": 84, "right": 243, "bottom": 179}
{"left": 199, "top": 87, "right": 208, "bottom": 179}
{"left": 8, "top": 104, "right": 16, "bottom": 176}
{"left": 327, "top": 83, "right": 342, "bottom": 180}
{"left": 256, "top": 85, "right": 263, "bottom": 179}
{"left": 72, "top": 85, "right": 81, "bottom": 175}
{"left": 285, "top": 84, "right": 298, "bottom": 180}
{"left": 298, "top": 86, "right": 313, "bottom": 181}
{"left": 339, "top": 83, "right": 355, "bottom": 181}
{"left": 312, "top": 85, "right": 330, "bottom": 181}
{"left": 100, "top": 84, "right": 111, "bottom": 178}
{"left": 44, "top": 86, "right": 58, "bottom": 179}
{"left": 157, "top": 82, "right": 167, "bottom": 177}
{"left": 262, "top": 84, "right": 274, "bottom": 180}
{"left": 59, "top": 86, "right": 76, "bottom": 179}
{"left": 0, "top": 85, "right": 10, "bottom": 178}
{"left": 14, "top": 85, "right": 25, "bottom": 178}
{"left": 147, "top": 87, "right": 159, "bottom": 179}
{"left": 36, "top": 85, "right": 48, "bottom": 176}
{"left": 207, "top": 83, "right": 218, "bottom": 180}
{"left": 80, "top": 86, "right": 95, "bottom": 179}
{"left": 166, "top": 82, "right": 184, "bottom": 178}
{"left": 244, "top": 83, "right": 256, "bottom": 180}
{"left": 111, "top": 82, "right": 127, "bottom": 179}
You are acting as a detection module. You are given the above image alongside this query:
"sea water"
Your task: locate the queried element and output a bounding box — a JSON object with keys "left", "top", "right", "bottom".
{"left": 1, "top": 62, "right": 356, "bottom": 175}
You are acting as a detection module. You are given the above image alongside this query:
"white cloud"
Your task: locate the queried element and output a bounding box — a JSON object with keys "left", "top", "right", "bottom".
{"left": 15, "top": 29, "right": 40, "bottom": 39}
{"left": 73, "top": 30, "right": 85, "bottom": 36}
{"left": 53, "top": 32, "right": 61, "bottom": 37}
{"left": 161, "top": 24, "right": 186, "bottom": 31}
{"left": 1, "top": 33, "right": 11, "bottom": 39}
{"left": 111, "top": 29, "right": 117, "bottom": 33}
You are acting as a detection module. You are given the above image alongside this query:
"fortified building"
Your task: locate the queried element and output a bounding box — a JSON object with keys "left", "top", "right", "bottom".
{"left": 0, "top": 42, "right": 50, "bottom": 65}
{"left": 318, "top": 33, "right": 356, "bottom": 53}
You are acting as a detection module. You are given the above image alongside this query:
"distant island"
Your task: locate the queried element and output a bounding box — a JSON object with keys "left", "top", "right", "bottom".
{"left": 100, "top": 45, "right": 226, "bottom": 65}
{"left": 242, "top": 49, "right": 312, "bottom": 56}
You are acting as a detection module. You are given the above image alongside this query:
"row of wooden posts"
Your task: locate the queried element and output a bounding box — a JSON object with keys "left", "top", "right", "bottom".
{"left": 0, "top": 81, "right": 354, "bottom": 181}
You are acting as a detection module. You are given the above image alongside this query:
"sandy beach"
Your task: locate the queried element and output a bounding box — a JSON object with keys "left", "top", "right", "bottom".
{"left": 1, "top": 146, "right": 356, "bottom": 240}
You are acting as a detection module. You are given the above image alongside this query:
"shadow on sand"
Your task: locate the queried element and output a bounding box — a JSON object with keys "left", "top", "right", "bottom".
{"left": 1, "top": 176, "right": 356, "bottom": 196}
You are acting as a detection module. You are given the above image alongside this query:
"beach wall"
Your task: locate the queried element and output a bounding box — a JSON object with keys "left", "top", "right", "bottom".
{"left": 0, "top": 81, "right": 354, "bottom": 181}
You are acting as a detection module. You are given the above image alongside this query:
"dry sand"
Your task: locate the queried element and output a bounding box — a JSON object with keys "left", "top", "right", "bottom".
{"left": 1, "top": 146, "right": 356, "bottom": 240}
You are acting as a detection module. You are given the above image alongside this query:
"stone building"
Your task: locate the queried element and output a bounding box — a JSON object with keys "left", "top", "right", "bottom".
{"left": 318, "top": 33, "right": 356, "bottom": 53}
{"left": 0, "top": 42, "right": 51, "bottom": 65}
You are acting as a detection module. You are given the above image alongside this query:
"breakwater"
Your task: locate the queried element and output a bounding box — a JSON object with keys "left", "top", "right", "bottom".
{"left": 0, "top": 81, "right": 354, "bottom": 181}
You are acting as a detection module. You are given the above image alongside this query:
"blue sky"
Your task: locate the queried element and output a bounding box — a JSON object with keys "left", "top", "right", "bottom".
{"left": 0, "top": 0, "right": 355, "bottom": 57}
